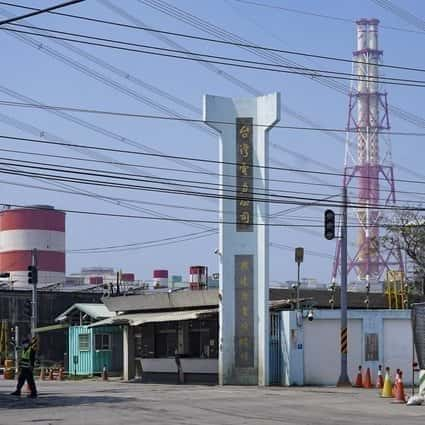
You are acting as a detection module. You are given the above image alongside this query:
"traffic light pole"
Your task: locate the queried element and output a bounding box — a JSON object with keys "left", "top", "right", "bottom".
{"left": 337, "top": 186, "right": 351, "bottom": 386}
{"left": 14, "top": 325, "right": 19, "bottom": 373}
{"left": 31, "top": 249, "right": 38, "bottom": 337}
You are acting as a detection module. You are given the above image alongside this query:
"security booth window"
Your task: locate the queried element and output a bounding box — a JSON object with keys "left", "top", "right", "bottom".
{"left": 79, "top": 333, "right": 90, "bottom": 351}
{"left": 188, "top": 318, "right": 218, "bottom": 359}
{"left": 95, "top": 334, "right": 111, "bottom": 351}
{"left": 155, "top": 322, "right": 178, "bottom": 357}
{"left": 135, "top": 324, "right": 155, "bottom": 358}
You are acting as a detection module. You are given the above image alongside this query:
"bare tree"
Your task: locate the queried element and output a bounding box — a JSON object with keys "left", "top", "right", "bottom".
{"left": 383, "top": 208, "right": 425, "bottom": 293}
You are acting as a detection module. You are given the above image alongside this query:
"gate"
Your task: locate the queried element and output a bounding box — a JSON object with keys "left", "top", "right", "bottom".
{"left": 269, "top": 312, "right": 282, "bottom": 385}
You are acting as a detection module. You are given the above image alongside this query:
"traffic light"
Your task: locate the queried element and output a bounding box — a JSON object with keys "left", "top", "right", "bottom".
{"left": 27, "top": 265, "right": 38, "bottom": 285}
{"left": 24, "top": 299, "right": 32, "bottom": 319}
{"left": 324, "top": 209, "right": 335, "bottom": 240}
{"left": 10, "top": 327, "right": 16, "bottom": 346}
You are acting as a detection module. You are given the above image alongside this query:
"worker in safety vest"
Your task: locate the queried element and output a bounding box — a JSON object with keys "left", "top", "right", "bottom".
{"left": 11, "top": 336, "right": 38, "bottom": 398}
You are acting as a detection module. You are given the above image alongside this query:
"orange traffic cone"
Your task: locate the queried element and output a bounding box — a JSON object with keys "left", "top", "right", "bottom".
{"left": 363, "top": 367, "right": 373, "bottom": 388}
{"left": 58, "top": 367, "right": 65, "bottom": 381}
{"left": 392, "top": 369, "right": 400, "bottom": 397}
{"left": 392, "top": 370, "right": 406, "bottom": 404}
{"left": 376, "top": 364, "right": 384, "bottom": 389}
{"left": 381, "top": 367, "right": 393, "bottom": 398}
{"left": 353, "top": 365, "right": 363, "bottom": 388}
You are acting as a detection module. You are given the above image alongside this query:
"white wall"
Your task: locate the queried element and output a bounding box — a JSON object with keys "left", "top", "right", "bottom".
{"left": 383, "top": 319, "right": 415, "bottom": 384}
{"left": 281, "top": 309, "right": 413, "bottom": 386}
{"left": 304, "top": 319, "right": 362, "bottom": 385}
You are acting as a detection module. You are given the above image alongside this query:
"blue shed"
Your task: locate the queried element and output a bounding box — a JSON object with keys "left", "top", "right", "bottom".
{"left": 55, "top": 303, "right": 123, "bottom": 376}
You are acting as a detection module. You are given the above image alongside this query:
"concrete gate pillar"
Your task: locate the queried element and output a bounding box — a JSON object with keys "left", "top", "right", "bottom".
{"left": 204, "top": 93, "right": 280, "bottom": 385}
{"left": 123, "top": 325, "right": 135, "bottom": 381}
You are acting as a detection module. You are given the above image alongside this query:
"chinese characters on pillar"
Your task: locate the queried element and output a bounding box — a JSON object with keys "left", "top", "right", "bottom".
{"left": 235, "top": 255, "right": 254, "bottom": 368}
{"left": 236, "top": 118, "right": 253, "bottom": 232}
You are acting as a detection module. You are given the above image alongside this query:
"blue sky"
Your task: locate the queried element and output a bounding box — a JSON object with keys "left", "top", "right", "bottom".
{"left": 1, "top": 0, "right": 425, "bottom": 284}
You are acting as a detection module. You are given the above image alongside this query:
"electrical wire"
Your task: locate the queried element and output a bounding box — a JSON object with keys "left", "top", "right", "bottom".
{"left": 5, "top": 98, "right": 425, "bottom": 137}
{"left": 3, "top": 162, "right": 425, "bottom": 214}
{"left": 0, "top": 155, "right": 344, "bottom": 200}
{"left": 1, "top": 199, "right": 421, "bottom": 227}
{"left": 133, "top": 0, "right": 425, "bottom": 150}
{"left": 3, "top": 25, "right": 425, "bottom": 88}
{"left": 0, "top": 0, "right": 84, "bottom": 25}
{"left": 2, "top": 1, "right": 425, "bottom": 73}
{"left": 5, "top": 145, "right": 425, "bottom": 199}
{"left": 2, "top": 152, "right": 425, "bottom": 205}
{"left": 372, "top": 0, "right": 425, "bottom": 32}
{"left": 3, "top": 0, "right": 421, "bottom": 197}
{"left": 68, "top": 229, "right": 217, "bottom": 253}
{"left": 4, "top": 133, "right": 425, "bottom": 188}
{"left": 229, "top": 0, "right": 425, "bottom": 35}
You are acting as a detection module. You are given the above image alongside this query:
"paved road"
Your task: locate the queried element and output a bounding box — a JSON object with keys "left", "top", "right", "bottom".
{"left": 0, "top": 379, "right": 423, "bottom": 425}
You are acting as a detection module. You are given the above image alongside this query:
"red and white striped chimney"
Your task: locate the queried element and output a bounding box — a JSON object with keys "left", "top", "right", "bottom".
{"left": 0, "top": 206, "right": 65, "bottom": 287}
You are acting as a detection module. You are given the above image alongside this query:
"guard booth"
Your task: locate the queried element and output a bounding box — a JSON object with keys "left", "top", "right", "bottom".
{"left": 55, "top": 303, "right": 122, "bottom": 376}
{"left": 68, "top": 325, "right": 122, "bottom": 376}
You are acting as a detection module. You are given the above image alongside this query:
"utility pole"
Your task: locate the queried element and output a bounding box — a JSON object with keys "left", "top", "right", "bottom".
{"left": 31, "top": 249, "right": 38, "bottom": 337}
{"left": 337, "top": 186, "right": 351, "bottom": 386}
{"left": 14, "top": 325, "right": 19, "bottom": 373}
{"left": 295, "top": 247, "right": 304, "bottom": 311}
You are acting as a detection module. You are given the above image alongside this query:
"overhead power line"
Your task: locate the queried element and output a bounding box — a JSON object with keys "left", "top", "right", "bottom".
{"left": 4, "top": 0, "right": 418, "bottom": 196}
{"left": 3, "top": 157, "right": 425, "bottom": 212}
{"left": 0, "top": 0, "right": 84, "bottom": 25}
{"left": 3, "top": 26, "right": 425, "bottom": 88}
{"left": 6, "top": 145, "right": 425, "bottom": 199}
{"left": 3, "top": 133, "right": 425, "bottom": 188}
{"left": 68, "top": 229, "right": 217, "bottom": 253}
{"left": 372, "top": 0, "right": 425, "bottom": 32}
{"left": 3, "top": 99, "right": 425, "bottom": 137}
{"left": 0, "top": 155, "right": 342, "bottom": 200}
{"left": 1, "top": 201, "right": 423, "bottom": 227}
{"left": 132, "top": 0, "right": 425, "bottom": 159}
{"left": 2, "top": 1, "right": 425, "bottom": 73}
{"left": 4, "top": 155, "right": 423, "bottom": 205}
{"left": 228, "top": 0, "right": 425, "bottom": 35}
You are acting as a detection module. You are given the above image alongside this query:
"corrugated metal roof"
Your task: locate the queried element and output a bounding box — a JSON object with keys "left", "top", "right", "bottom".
{"left": 103, "top": 289, "right": 219, "bottom": 312}
{"left": 55, "top": 303, "right": 114, "bottom": 322}
{"left": 89, "top": 308, "right": 218, "bottom": 328}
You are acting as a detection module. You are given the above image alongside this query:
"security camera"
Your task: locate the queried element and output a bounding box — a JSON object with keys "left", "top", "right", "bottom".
{"left": 214, "top": 248, "right": 222, "bottom": 256}
{"left": 307, "top": 310, "right": 314, "bottom": 321}
{"left": 291, "top": 283, "right": 298, "bottom": 289}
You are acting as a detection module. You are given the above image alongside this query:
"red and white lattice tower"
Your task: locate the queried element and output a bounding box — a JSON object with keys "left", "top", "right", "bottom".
{"left": 332, "top": 19, "right": 404, "bottom": 286}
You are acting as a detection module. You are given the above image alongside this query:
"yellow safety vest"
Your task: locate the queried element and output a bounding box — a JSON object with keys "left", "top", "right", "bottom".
{"left": 20, "top": 347, "right": 32, "bottom": 367}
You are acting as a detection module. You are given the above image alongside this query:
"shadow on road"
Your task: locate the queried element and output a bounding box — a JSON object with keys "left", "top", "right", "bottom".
{"left": 0, "top": 392, "right": 138, "bottom": 410}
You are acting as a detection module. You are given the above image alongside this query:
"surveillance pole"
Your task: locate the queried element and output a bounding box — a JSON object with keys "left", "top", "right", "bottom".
{"left": 337, "top": 186, "right": 351, "bottom": 386}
